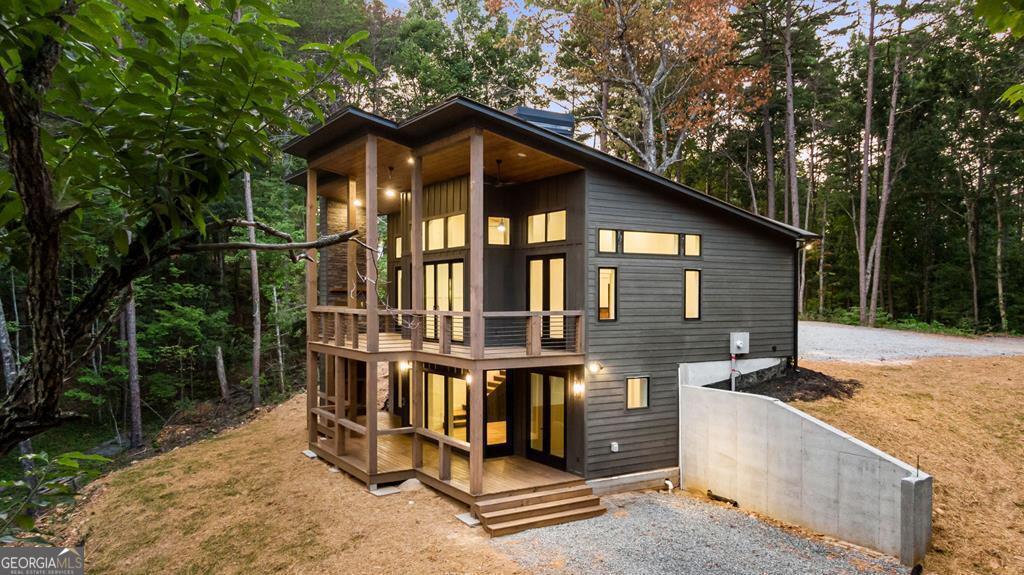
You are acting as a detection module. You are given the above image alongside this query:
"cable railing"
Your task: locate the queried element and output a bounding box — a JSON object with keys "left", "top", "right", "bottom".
{"left": 308, "top": 307, "right": 583, "bottom": 358}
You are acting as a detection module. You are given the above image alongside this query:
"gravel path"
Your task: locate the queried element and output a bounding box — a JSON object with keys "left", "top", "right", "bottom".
{"left": 799, "top": 321, "right": 1024, "bottom": 363}
{"left": 493, "top": 491, "right": 906, "bottom": 575}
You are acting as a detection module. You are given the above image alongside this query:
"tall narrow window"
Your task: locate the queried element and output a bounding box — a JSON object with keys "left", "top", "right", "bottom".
{"left": 598, "top": 267, "right": 616, "bottom": 320}
{"left": 598, "top": 229, "right": 617, "bottom": 253}
{"left": 396, "top": 268, "right": 404, "bottom": 311}
{"left": 684, "top": 234, "right": 701, "bottom": 257}
{"left": 488, "top": 216, "right": 510, "bottom": 245}
{"left": 527, "top": 210, "right": 567, "bottom": 243}
{"left": 684, "top": 269, "right": 701, "bottom": 319}
{"left": 447, "top": 214, "right": 466, "bottom": 248}
{"left": 426, "top": 218, "right": 444, "bottom": 251}
{"left": 527, "top": 213, "right": 546, "bottom": 244}
{"left": 626, "top": 376, "right": 649, "bottom": 409}
{"left": 622, "top": 231, "right": 679, "bottom": 255}
{"left": 395, "top": 236, "right": 403, "bottom": 259}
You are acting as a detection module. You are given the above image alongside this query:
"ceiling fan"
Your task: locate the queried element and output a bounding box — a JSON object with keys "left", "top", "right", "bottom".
{"left": 487, "top": 159, "right": 515, "bottom": 188}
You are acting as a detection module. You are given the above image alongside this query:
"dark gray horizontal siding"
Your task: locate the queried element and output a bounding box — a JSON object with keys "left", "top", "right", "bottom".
{"left": 583, "top": 168, "right": 797, "bottom": 479}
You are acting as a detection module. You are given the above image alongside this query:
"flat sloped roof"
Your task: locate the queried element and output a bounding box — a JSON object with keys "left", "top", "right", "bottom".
{"left": 284, "top": 96, "right": 818, "bottom": 240}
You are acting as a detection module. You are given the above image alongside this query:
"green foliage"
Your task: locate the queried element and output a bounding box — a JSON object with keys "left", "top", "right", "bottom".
{"left": 976, "top": 0, "right": 1024, "bottom": 117}
{"left": 819, "top": 307, "right": 977, "bottom": 337}
{"left": 0, "top": 452, "right": 109, "bottom": 544}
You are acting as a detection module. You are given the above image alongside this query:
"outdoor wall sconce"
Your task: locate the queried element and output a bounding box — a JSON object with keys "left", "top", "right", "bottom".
{"left": 587, "top": 361, "right": 603, "bottom": 374}
{"left": 465, "top": 373, "right": 474, "bottom": 385}
{"left": 572, "top": 380, "right": 585, "bottom": 396}
{"left": 398, "top": 361, "right": 412, "bottom": 372}
{"left": 353, "top": 198, "right": 363, "bottom": 207}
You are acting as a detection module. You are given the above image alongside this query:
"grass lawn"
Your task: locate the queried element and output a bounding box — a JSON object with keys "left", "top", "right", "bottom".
{"left": 797, "top": 357, "right": 1024, "bottom": 575}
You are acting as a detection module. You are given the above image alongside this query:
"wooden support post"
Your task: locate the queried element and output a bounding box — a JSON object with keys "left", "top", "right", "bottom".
{"left": 469, "top": 129, "right": 484, "bottom": 359}
{"left": 410, "top": 155, "right": 424, "bottom": 351}
{"left": 526, "top": 315, "right": 542, "bottom": 356}
{"left": 366, "top": 360, "right": 378, "bottom": 475}
{"left": 306, "top": 351, "right": 317, "bottom": 445}
{"left": 439, "top": 442, "right": 451, "bottom": 481}
{"left": 325, "top": 355, "right": 335, "bottom": 406}
{"left": 305, "top": 169, "right": 318, "bottom": 443}
{"left": 346, "top": 176, "right": 358, "bottom": 308}
{"left": 439, "top": 315, "right": 451, "bottom": 355}
{"left": 334, "top": 356, "right": 345, "bottom": 454}
{"left": 334, "top": 312, "right": 343, "bottom": 347}
{"left": 365, "top": 135, "right": 379, "bottom": 353}
{"left": 469, "top": 367, "right": 484, "bottom": 495}
{"left": 411, "top": 361, "right": 423, "bottom": 468}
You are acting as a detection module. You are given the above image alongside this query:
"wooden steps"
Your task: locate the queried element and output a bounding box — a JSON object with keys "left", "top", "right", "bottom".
{"left": 473, "top": 482, "right": 605, "bottom": 536}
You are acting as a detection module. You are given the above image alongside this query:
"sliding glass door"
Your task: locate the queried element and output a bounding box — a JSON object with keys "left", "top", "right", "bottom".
{"left": 423, "top": 371, "right": 470, "bottom": 442}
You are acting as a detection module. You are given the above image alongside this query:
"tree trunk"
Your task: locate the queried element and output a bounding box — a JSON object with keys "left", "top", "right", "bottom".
{"left": 216, "top": 346, "right": 229, "bottom": 401}
{"left": 272, "top": 286, "right": 286, "bottom": 394}
{"left": 0, "top": 294, "right": 33, "bottom": 474}
{"left": 125, "top": 288, "right": 142, "bottom": 448}
{"left": 868, "top": 37, "right": 902, "bottom": 326}
{"left": 818, "top": 194, "right": 828, "bottom": 315}
{"left": 244, "top": 172, "right": 262, "bottom": 408}
{"left": 857, "top": 0, "right": 877, "bottom": 325}
{"left": 598, "top": 80, "right": 609, "bottom": 152}
{"left": 965, "top": 194, "right": 980, "bottom": 327}
{"left": 784, "top": 2, "right": 800, "bottom": 230}
{"left": 994, "top": 188, "right": 1008, "bottom": 331}
{"left": 763, "top": 105, "right": 777, "bottom": 220}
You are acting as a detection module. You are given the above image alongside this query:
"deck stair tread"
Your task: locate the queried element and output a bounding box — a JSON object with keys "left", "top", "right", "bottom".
{"left": 474, "top": 482, "right": 591, "bottom": 512}
{"left": 475, "top": 482, "right": 605, "bottom": 537}
{"left": 482, "top": 505, "right": 606, "bottom": 537}
{"left": 478, "top": 495, "right": 600, "bottom": 522}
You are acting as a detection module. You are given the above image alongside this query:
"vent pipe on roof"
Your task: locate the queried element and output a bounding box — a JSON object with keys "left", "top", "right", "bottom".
{"left": 506, "top": 106, "right": 575, "bottom": 138}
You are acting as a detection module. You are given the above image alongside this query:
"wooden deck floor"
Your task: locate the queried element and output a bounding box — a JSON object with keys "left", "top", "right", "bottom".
{"left": 314, "top": 412, "right": 581, "bottom": 502}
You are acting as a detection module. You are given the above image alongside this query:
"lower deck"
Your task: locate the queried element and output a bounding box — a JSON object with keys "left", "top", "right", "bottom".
{"left": 310, "top": 412, "right": 582, "bottom": 504}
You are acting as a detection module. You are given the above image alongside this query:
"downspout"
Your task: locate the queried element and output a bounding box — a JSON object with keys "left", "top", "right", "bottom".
{"left": 793, "top": 239, "right": 804, "bottom": 371}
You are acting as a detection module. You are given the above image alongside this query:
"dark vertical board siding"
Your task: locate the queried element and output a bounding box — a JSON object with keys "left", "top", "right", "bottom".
{"left": 583, "top": 168, "right": 796, "bottom": 478}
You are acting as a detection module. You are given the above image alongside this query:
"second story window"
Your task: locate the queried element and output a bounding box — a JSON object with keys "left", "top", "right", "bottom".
{"left": 422, "top": 214, "right": 465, "bottom": 251}
{"left": 598, "top": 229, "right": 617, "bottom": 253}
{"left": 488, "top": 216, "right": 510, "bottom": 245}
{"left": 684, "top": 234, "right": 701, "bottom": 257}
{"left": 622, "top": 231, "right": 679, "bottom": 255}
{"left": 527, "top": 209, "right": 567, "bottom": 244}
{"left": 598, "top": 267, "right": 616, "bottom": 320}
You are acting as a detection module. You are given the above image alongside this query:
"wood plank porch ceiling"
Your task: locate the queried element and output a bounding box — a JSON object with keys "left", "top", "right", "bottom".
{"left": 312, "top": 130, "right": 581, "bottom": 208}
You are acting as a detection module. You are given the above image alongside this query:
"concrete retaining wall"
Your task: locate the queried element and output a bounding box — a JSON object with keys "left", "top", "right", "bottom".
{"left": 679, "top": 385, "right": 931, "bottom": 567}
{"left": 678, "top": 357, "right": 785, "bottom": 389}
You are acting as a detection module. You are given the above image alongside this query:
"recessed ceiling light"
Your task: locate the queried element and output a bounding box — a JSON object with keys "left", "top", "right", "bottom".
{"left": 407, "top": 156, "right": 415, "bottom": 165}
{"left": 384, "top": 187, "right": 396, "bottom": 198}
{"left": 516, "top": 152, "right": 527, "bottom": 158}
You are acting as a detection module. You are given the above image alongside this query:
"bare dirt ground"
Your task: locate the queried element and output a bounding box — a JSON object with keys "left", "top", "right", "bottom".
{"left": 796, "top": 357, "right": 1024, "bottom": 575}
{"left": 58, "top": 395, "right": 523, "bottom": 575}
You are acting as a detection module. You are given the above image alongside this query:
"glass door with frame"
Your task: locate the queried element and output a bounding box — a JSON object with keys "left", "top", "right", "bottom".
{"left": 424, "top": 260, "right": 465, "bottom": 342}
{"left": 528, "top": 255, "right": 566, "bottom": 344}
{"left": 527, "top": 371, "right": 566, "bottom": 469}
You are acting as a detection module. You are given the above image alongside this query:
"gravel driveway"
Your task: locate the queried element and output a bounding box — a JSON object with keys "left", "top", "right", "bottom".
{"left": 800, "top": 321, "right": 1024, "bottom": 363}
{"left": 493, "top": 491, "right": 906, "bottom": 575}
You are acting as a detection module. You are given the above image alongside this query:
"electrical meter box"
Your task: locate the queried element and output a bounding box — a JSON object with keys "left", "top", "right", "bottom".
{"left": 730, "top": 332, "right": 750, "bottom": 355}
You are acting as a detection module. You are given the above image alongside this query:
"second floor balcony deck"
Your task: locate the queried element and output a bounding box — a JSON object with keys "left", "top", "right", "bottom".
{"left": 308, "top": 306, "right": 583, "bottom": 367}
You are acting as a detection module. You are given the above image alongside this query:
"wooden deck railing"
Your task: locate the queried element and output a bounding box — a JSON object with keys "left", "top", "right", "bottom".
{"left": 308, "top": 306, "right": 583, "bottom": 359}
{"left": 415, "top": 427, "right": 470, "bottom": 481}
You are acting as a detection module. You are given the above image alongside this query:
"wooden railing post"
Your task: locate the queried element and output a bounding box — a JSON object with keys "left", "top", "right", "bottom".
{"left": 439, "top": 441, "right": 451, "bottom": 481}
{"left": 334, "top": 356, "right": 345, "bottom": 455}
{"left": 350, "top": 313, "right": 360, "bottom": 349}
{"left": 526, "top": 315, "right": 542, "bottom": 356}
{"left": 334, "top": 312, "right": 343, "bottom": 346}
{"left": 439, "top": 314, "right": 451, "bottom": 355}
{"left": 574, "top": 314, "right": 584, "bottom": 353}
{"left": 411, "top": 313, "right": 423, "bottom": 351}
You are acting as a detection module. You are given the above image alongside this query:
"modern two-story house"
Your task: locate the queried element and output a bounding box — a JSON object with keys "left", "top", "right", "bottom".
{"left": 285, "top": 96, "right": 815, "bottom": 535}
